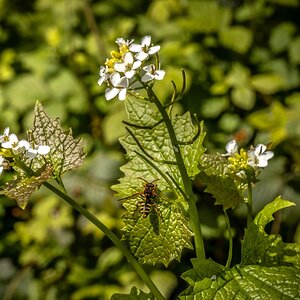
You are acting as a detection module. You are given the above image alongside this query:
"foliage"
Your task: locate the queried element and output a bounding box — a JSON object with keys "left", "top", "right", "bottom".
{"left": 112, "top": 97, "right": 205, "bottom": 266}
{"left": 0, "top": 0, "right": 300, "bottom": 299}
{"left": 180, "top": 197, "right": 300, "bottom": 299}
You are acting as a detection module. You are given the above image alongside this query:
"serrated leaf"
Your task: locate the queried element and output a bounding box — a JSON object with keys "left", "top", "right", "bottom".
{"left": 0, "top": 165, "right": 53, "bottom": 209}
{"left": 122, "top": 198, "right": 192, "bottom": 266}
{"left": 28, "top": 101, "right": 85, "bottom": 176}
{"left": 180, "top": 259, "right": 300, "bottom": 300}
{"left": 241, "top": 196, "right": 300, "bottom": 268}
{"left": 113, "top": 97, "right": 205, "bottom": 265}
{"left": 111, "top": 287, "right": 155, "bottom": 300}
{"left": 198, "top": 154, "right": 246, "bottom": 209}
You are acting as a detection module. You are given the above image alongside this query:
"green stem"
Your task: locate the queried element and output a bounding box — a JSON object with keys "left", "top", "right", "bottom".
{"left": 145, "top": 86, "right": 205, "bottom": 260}
{"left": 15, "top": 159, "right": 164, "bottom": 299}
{"left": 223, "top": 209, "right": 233, "bottom": 268}
{"left": 246, "top": 181, "right": 253, "bottom": 227}
{"left": 42, "top": 181, "right": 165, "bottom": 300}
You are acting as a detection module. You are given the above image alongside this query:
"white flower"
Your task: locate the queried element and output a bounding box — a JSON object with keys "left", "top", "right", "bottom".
{"left": 0, "top": 127, "right": 10, "bottom": 143}
{"left": 115, "top": 38, "right": 134, "bottom": 47}
{"left": 26, "top": 145, "right": 50, "bottom": 159}
{"left": 114, "top": 52, "right": 142, "bottom": 79}
{"left": 105, "top": 72, "right": 129, "bottom": 101}
{"left": 141, "top": 64, "right": 165, "bottom": 82}
{"left": 97, "top": 66, "right": 109, "bottom": 86}
{"left": 222, "top": 139, "right": 238, "bottom": 157}
{"left": 247, "top": 144, "right": 274, "bottom": 168}
{"left": 1, "top": 133, "right": 30, "bottom": 154}
{"left": 129, "top": 35, "right": 160, "bottom": 61}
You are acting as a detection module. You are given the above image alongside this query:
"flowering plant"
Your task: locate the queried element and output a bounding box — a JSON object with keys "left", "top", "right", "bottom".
{"left": 1, "top": 35, "right": 299, "bottom": 299}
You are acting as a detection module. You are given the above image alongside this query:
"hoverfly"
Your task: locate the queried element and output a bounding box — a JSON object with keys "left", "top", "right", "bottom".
{"left": 119, "top": 178, "right": 160, "bottom": 219}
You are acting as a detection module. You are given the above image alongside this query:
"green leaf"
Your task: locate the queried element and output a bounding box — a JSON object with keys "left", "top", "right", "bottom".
{"left": 269, "top": 22, "right": 296, "bottom": 53}
{"left": 241, "top": 196, "right": 300, "bottom": 268}
{"left": 111, "top": 287, "right": 155, "bottom": 300}
{"left": 0, "top": 165, "right": 53, "bottom": 209}
{"left": 113, "top": 97, "right": 206, "bottom": 265}
{"left": 251, "top": 73, "right": 286, "bottom": 94}
{"left": 180, "top": 260, "right": 300, "bottom": 299}
{"left": 178, "top": 1, "right": 231, "bottom": 33}
{"left": 27, "top": 101, "right": 85, "bottom": 177}
{"left": 121, "top": 198, "right": 192, "bottom": 266}
{"left": 198, "top": 154, "right": 246, "bottom": 209}
{"left": 231, "top": 85, "right": 255, "bottom": 110}
{"left": 289, "top": 36, "right": 300, "bottom": 64}
{"left": 219, "top": 26, "right": 253, "bottom": 54}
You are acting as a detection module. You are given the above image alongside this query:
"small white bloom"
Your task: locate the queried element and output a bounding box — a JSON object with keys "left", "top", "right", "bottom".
{"left": 15, "top": 140, "right": 31, "bottom": 154}
{"left": 222, "top": 139, "right": 238, "bottom": 157}
{"left": 129, "top": 35, "right": 160, "bottom": 61}
{"left": 115, "top": 38, "right": 134, "bottom": 47}
{"left": 1, "top": 133, "right": 19, "bottom": 149}
{"left": 25, "top": 145, "right": 50, "bottom": 159}
{"left": 1, "top": 133, "right": 30, "bottom": 154}
{"left": 141, "top": 64, "right": 165, "bottom": 82}
{"left": 105, "top": 72, "right": 129, "bottom": 101}
{"left": 114, "top": 52, "right": 142, "bottom": 79}
{"left": 247, "top": 144, "right": 274, "bottom": 168}
{"left": 0, "top": 127, "right": 10, "bottom": 143}
{"left": 97, "top": 66, "right": 109, "bottom": 86}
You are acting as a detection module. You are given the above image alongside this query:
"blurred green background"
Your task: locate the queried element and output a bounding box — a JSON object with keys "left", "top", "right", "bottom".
{"left": 0, "top": 0, "right": 300, "bottom": 299}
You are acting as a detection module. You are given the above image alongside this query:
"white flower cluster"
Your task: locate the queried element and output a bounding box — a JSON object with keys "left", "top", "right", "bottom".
{"left": 0, "top": 127, "right": 50, "bottom": 175}
{"left": 98, "top": 35, "right": 165, "bottom": 101}
{"left": 224, "top": 139, "right": 274, "bottom": 168}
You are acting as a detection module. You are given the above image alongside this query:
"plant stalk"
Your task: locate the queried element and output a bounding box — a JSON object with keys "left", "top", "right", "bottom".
{"left": 224, "top": 209, "right": 233, "bottom": 268}
{"left": 145, "top": 86, "right": 205, "bottom": 260}
{"left": 246, "top": 181, "right": 253, "bottom": 227}
{"left": 43, "top": 181, "right": 166, "bottom": 300}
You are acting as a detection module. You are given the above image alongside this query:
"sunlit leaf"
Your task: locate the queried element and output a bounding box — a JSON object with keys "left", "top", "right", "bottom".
{"left": 269, "top": 22, "right": 296, "bottom": 53}
{"left": 181, "top": 198, "right": 300, "bottom": 299}
{"left": 113, "top": 97, "right": 205, "bottom": 265}
{"left": 231, "top": 85, "right": 255, "bottom": 110}
{"left": 198, "top": 154, "right": 246, "bottom": 210}
{"left": 27, "top": 101, "right": 85, "bottom": 177}
{"left": 241, "top": 196, "right": 300, "bottom": 267}
{"left": 219, "top": 26, "right": 253, "bottom": 54}
{"left": 0, "top": 165, "right": 53, "bottom": 209}
{"left": 180, "top": 259, "right": 300, "bottom": 299}
{"left": 251, "top": 73, "right": 287, "bottom": 94}
{"left": 289, "top": 36, "right": 300, "bottom": 64}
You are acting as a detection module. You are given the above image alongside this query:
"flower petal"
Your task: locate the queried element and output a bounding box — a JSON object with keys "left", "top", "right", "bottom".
{"left": 114, "top": 62, "right": 126, "bottom": 73}
{"left": 38, "top": 145, "right": 50, "bottom": 155}
{"left": 135, "top": 51, "right": 149, "bottom": 61}
{"left": 105, "top": 88, "right": 119, "bottom": 100}
{"left": 118, "top": 88, "right": 127, "bottom": 101}
{"left": 129, "top": 44, "right": 142, "bottom": 52}
{"left": 154, "top": 70, "right": 165, "bottom": 80}
{"left": 141, "top": 35, "right": 151, "bottom": 47}
{"left": 123, "top": 52, "right": 134, "bottom": 64}
{"left": 141, "top": 73, "right": 154, "bottom": 82}
{"left": 148, "top": 45, "right": 160, "bottom": 54}
{"left": 254, "top": 144, "right": 267, "bottom": 156}
{"left": 110, "top": 72, "right": 121, "bottom": 86}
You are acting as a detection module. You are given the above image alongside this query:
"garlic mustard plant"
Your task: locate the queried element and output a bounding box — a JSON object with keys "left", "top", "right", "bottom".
{"left": 1, "top": 34, "right": 299, "bottom": 300}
